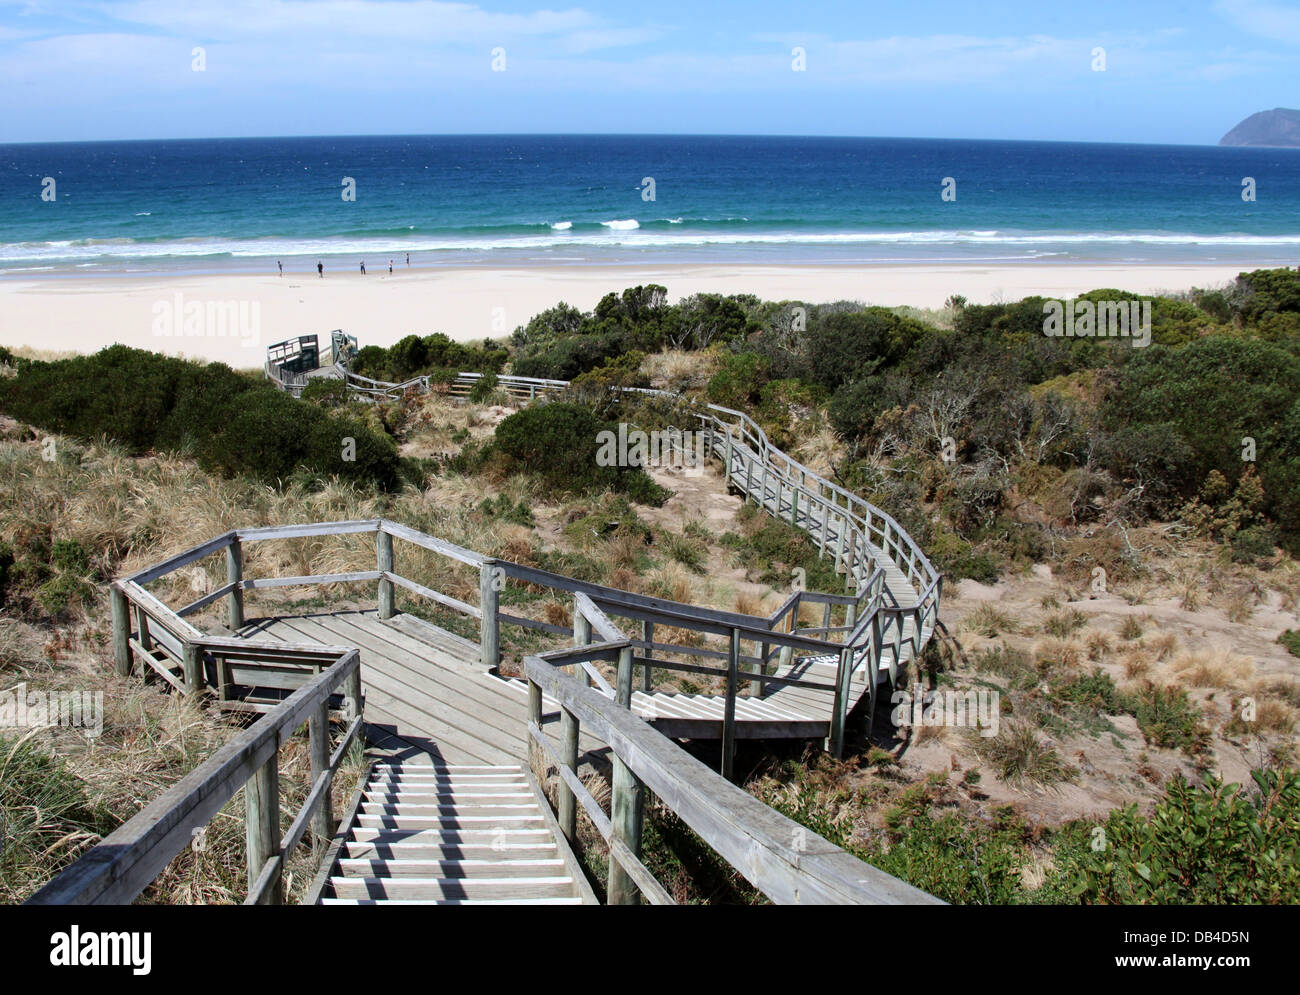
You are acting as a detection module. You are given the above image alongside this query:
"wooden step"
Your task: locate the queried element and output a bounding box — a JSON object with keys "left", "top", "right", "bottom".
{"left": 328, "top": 875, "right": 578, "bottom": 901}
{"left": 320, "top": 896, "right": 583, "bottom": 905}
{"left": 344, "top": 841, "right": 559, "bottom": 861}
{"left": 355, "top": 814, "right": 546, "bottom": 830}
{"left": 336, "top": 857, "right": 567, "bottom": 878}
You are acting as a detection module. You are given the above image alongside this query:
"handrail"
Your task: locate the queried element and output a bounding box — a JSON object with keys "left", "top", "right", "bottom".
{"left": 27, "top": 648, "right": 363, "bottom": 905}
{"left": 263, "top": 352, "right": 939, "bottom": 670}
{"left": 524, "top": 649, "right": 942, "bottom": 905}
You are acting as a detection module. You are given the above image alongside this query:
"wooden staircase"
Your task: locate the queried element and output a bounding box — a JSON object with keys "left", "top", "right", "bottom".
{"left": 317, "top": 762, "right": 595, "bottom": 904}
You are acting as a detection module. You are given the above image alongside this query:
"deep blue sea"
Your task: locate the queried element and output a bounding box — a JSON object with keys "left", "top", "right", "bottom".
{"left": 1, "top": 135, "right": 1298, "bottom": 274}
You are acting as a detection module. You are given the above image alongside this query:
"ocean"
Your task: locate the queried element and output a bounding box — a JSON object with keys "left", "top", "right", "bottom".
{"left": 1, "top": 134, "right": 1298, "bottom": 275}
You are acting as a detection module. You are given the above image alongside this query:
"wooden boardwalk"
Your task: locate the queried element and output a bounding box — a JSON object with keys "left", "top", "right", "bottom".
{"left": 238, "top": 609, "right": 873, "bottom": 762}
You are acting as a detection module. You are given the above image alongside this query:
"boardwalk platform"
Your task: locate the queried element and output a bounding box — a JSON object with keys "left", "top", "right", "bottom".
{"left": 237, "top": 609, "right": 874, "bottom": 764}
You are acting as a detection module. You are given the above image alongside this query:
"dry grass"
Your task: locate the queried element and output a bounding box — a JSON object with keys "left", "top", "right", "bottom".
{"left": 1031, "top": 636, "right": 1085, "bottom": 675}
{"left": 644, "top": 563, "right": 695, "bottom": 605}
{"left": 1165, "top": 649, "right": 1255, "bottom": 691}
{"left": 1085, "top": 629, "right": 1113, "bottom": 661}
{"left": 1219, "top": 586, "right": 1256, "bottom": 624}
{"left": 1121, "top": 645, "right": 1155, "bottom": 680}
{"left": 641, "top": 349, "right": 719, "bottom": 392}
{"left": 792, "top": 425, "right": 845, "bottom": 478}
{"left": 962, "top": 603, "right": 1020, "bottom": 638}
{"left": 1147, "top": 631, "right": 1178, "bottom": 662}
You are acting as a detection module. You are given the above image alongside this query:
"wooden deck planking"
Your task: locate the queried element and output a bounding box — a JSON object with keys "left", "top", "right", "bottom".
{"left": 236, "top": 607, "right": 884, "bottom": 758}
{"left": 241, "top": 610, "right": 609, "bottom": 764}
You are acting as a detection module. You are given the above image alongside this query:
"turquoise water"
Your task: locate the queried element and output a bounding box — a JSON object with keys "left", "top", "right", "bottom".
{"left": 1, "top": 134, "right": 1298, "bottom": 274}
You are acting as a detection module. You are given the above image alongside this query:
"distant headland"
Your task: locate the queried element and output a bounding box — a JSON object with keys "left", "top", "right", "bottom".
{"left": 1219, "top": 108, "right": 1300, "bottom": 147}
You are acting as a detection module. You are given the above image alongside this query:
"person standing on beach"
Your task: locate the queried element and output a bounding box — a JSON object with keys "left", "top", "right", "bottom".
{"left": 389, "top": 259, "right": 393, "bottom": 274}
{"left": 360, "top": 261, "right": 366, "bottom": 275}
{"left": 317, "top": 261, "right": 323, "bottom": 278}
{"left": 277, "top": 260, "right": 283, "bottom": 277}
{"left": 406, "top": 253, "right": 410, "bottom": 267}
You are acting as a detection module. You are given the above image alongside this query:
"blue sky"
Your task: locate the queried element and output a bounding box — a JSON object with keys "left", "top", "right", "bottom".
{"left": 0, "top": 0, "right": 1296, "bottom": 144}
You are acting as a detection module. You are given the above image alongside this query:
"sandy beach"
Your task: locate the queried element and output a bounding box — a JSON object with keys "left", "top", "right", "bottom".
{"left": 0, "top": 263, "right": 1251, "bottom": 368}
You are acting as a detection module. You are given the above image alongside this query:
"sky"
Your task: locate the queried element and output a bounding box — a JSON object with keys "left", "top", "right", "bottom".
{"left": 0, "top": 0, "right": 1296, "bottom": 145}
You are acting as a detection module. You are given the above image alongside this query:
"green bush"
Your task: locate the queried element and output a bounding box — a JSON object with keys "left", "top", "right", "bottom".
{"left": 706, "top": 352, "right": 770, "bottom": 409}
{"left": 0, "top": 347, "right": 402, "bottom": 490}
{"left": 1044, "top": 769, "right": 1300, "bottom": 904}
{"left": 350, "top": 332, "right": 506, "bottom": 382}
{"left": 1127, "top": 682, "right": 1210, "bottom": 754}
{"left": 493, "top": 402, "right": 669, "bottom": 504}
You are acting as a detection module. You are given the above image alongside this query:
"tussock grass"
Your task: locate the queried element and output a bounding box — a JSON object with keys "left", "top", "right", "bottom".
{"left": 1031, "top": 636, "right": 1085, "bottom": 675}
{"left": 1042, "top": 608, "right": 1087, "bottom": 638}
{"left": 974, "top": 722, "right": 1076, "bottom": 789}
{"left": 962, "top": 604, "right": 1019, "bottom": 638}
{"left": 1165, "top": 649, "right": 1255, "bottom": 690}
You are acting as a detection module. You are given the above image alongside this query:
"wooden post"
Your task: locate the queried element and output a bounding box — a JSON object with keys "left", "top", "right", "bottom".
{"left": 866, "top": 611, "right": 883, "bottom": 742}
{"left": 527, "top": 678, "right": 543, "bottom": 776}
{"left": 182, "top": 641, "right": 203, "bottom": 694}
{"left": 759, "top": 464, "right": 769, "bottom": 512}
{"left": 791, "top": 485, "right": 800, "bottom": 528}
{"left": 479, "top": 559, "right": 500, "bottom": 669}
{"left": 817, "top": 497, "right": 830, "bottom": 558}
{"left": 309, "top": 700, "right": 334, "bottom": 851}
{"left": 744, "top": 454, "right": 754, "bottom": 505}
{"left": 829, "top": 647, "right": 852, "bottom": 758}
{"left": 376, "top": 530, "right": 394, "bottom": 620}
{"left": 822, "top": 600, "right": 833, "bottom": 634}
{"left": 723, "top": 429, "right": 733, "bottom": 489}
{"left": 572, "top": 597, "right": 592, "bottom": 686}
{"left": 557, "top": 706, "right": 579, "bottom": 843}
{"left": 834, "top": 514, "right": 846, "bottom": 575}
{"left": 225, "top": 538, "right": 245, "bottom": 631}
{"left": 245, "top": 752, "right": 282, "bottom": 905}
{"left": 751, "top": 639, "right": 768, "bottom": 697}
{"left": 616, "top": 644, "right": 634, "bottom": 708}
{"left": 778, "top": 595, "right": 796, "bottom": 672}
{"left": 608, "top": 756, "right": 645, "bottom": 905}
{"left": 640, "top": 619, "right": 654, "bottom": 693}
{"left": 722, "top": 627, "right": 740, "bottom": 780}
{"left": 110, "top": 585, "right": 131, "bottom": 677}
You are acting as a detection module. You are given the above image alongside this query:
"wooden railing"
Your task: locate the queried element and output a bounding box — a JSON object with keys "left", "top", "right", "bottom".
{"left": 27, "top": 647, "right": 363, "bottom": 905}
{"left": 262, "top": 356, "right": 941, "bottom": 671}
{"left": 524, "top": 643, "right": 942, "bottom": 905}
{"left": 107, "top": 519, "right": 885, "bottom": 762}
{"left": 43, "top": 513, "right": 940, "bottom": 905}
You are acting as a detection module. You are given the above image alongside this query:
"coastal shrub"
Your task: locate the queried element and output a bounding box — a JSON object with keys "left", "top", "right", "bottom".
{"left": 1279, "top": 630, "right": 1300, "bottom": 658}
{"left": 492, "top": 402, "right": 669, "bottom": 504}
{"left": 803, "top": 307, "right": 928, "bottom": 390}
{"left": 0, "top": 347, "right": 402, "bottom": 491}
{"left": 512, "top": 330, "right": 630, "bottom": 381}
{"left": 1043, "top": 769, "right": 1300, "bottom": 904}
{"left": 706, "top": 352, "right": 770, "bottom": 409}
{"left": 350, "top": 332, "right": 506, "bottom": 382}
{"left": 1102, "top": 337, "right": 1300, "bottom": 544}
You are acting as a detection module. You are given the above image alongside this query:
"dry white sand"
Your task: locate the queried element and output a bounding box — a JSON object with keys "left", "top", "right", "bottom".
{"left": 0, "top": 262, "right": 1249, "bottom": 367}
